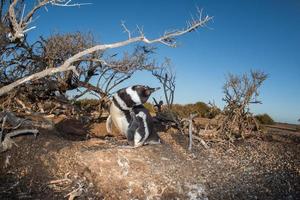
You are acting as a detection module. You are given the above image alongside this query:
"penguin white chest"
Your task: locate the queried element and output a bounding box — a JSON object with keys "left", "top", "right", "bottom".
{"left": 110, "top": 102, "right": 129, "bottom": 136}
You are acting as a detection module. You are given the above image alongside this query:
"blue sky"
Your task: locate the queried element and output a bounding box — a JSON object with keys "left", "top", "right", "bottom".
{"left": 27, "top": 0, "right": 300, "bottom": 123}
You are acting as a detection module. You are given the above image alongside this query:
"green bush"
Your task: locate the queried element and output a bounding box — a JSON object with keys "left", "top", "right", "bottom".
{"left": 74, "top": 99, "right": 100, "bottom": 111}
{"left": 144, "top": 102, "right": 155, "bottom": 113}
{"left": 73, "top": 98, "right": 220, "bottom": 119}
{"left": 255, "top": 113, "right": 275, "bottom": 125}
{"left": 171, "top": 101, "right": 220, "bottom": 119}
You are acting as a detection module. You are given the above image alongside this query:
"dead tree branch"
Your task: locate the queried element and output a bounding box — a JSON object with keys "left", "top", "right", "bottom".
{"left": 152, "top": 59, "right": 176, "bottom": 109}
{"left": 0, "top": 9, "right": 212, "bottom": 96}
{"left": 6, "top": 0, "right": 90, "bottom": 42}
{"left": 0, "top": 129, "right": 38, "bottom": 152}
{"left": 182, "top": 113, "right": 198, "bottom": 151}
{"left": 0, "top": 111, "right": 39, "bottom": 152}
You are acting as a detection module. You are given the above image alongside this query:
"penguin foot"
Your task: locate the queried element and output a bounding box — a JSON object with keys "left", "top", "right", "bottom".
{"left": 118, "top": 145, "right": 142, "bottom": 149}
{"left": 145, "top": 139, "right": 161, "bottom": 145}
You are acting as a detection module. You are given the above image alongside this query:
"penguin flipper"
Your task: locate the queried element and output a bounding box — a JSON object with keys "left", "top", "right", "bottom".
{"left": 145, "top": 131, "right": 161, "bottom": 145}
{"left": 106, "top": 115, "right": 112, "bottom": 134}
{"left": 127, "top": 111, "right": 139, "bottom": 143}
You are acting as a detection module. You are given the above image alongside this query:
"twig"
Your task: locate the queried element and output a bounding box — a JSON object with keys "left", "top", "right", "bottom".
{"left": 4, "top": 155, "right": 11, "bottom": 168}
{"left": 1, "top": 181, "right": 20, "bottom": 193}
{"left": 48, "top": 178, "right": 72, "bottom": 185}
{"left": 121, "top": 21, "right": 131, "bottom": 39}
{"left": 193, "top": 135, "right": 209, "bottom": 149}
{"left": 49, "top": 172, "right": 72, "bottom": 185}
{"left": 64, "top": 183, "right": 84, "bottom": 200}
{"left": 0, "top": 114, "right": 7, "bottom": 141}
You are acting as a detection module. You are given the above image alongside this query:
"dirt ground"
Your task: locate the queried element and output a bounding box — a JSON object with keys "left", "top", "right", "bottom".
{"left": 0, "top": 117, "right": 299, "bottom": 200}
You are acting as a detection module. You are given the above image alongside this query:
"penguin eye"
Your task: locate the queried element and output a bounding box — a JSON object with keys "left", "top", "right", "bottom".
{"left": 144, "top": 89, "right": 151, "bottom": 97}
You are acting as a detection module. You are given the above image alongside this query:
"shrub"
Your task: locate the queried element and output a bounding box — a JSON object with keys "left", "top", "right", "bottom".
{"left": 171, "top": 101, "right": 219, "bottom": 119}
{"left": 255, "top": 114, "right": 274, "bottom": 125}
{"left": 74, "top": 99, "right": 100, "bottom": 111}
{"left": 144, "top": 102, "right": 155, "bottom": 113}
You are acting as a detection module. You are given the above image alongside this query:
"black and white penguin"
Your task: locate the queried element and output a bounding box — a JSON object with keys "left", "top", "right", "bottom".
{"left": 106, "top": 85, "right": 160, "bottom": 147}
{"left": 127, "top": 105, "right": 161, "bottom": 147}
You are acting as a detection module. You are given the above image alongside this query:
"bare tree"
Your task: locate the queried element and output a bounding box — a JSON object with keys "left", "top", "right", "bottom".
{"left": 2, "top": 0, "right": 90, "bottom": 42}
{"left": 1, "top": 31, "right": 157, "bottom": 117}
{"left": 152, "top": 59, "right": 176, "bottom": 109}
{"left": 218, "top": 70, "right": 268, "bottom": 140}
{"left": 0, "top": 2, "right": 212, "bottom": 96}
{"left": 0, "top": 0, "right": 92, "bottom": 93}
{"left": 0, "top": 1, "right": 212, "bottom": 145}
{"left": 151, "top": 61, "right": 191, "bottom": 136}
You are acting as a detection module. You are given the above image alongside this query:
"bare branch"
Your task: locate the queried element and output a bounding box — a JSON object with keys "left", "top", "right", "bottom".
{"left": 182, "top": 113, "right": 198, "bottom": 151}
{"left": 152, "top": 60, "right": 176, "bottom": 109}
{"left": 121, "top": 21, "right": 131, "bottom": 39}
{"left": 0, "top": 114, "right": 7, "bottom": 141}
{"left": 0, "top": 11, "right": 211, "bottom": 96}
{"left": 0, "top": 129, "right": 38, "bottom": 152}
{"left": 6, "top": 0, "right": 91, "bottom": 42}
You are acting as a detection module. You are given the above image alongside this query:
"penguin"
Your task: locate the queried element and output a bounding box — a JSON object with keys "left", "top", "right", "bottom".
{"left": 106, "top": 85, "right": 160, "bottom": 147}
{"left": 127, "top": 105, "right": 161, "bottom": 147}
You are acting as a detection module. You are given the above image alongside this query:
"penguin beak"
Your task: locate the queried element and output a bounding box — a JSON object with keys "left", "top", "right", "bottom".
{"left": 150, "top": 87, "right": 160, "bottom": 93}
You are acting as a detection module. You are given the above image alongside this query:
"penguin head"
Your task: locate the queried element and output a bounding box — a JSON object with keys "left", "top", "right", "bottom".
{"left": 133, "top": 85, "right": 160, "bottom": 104}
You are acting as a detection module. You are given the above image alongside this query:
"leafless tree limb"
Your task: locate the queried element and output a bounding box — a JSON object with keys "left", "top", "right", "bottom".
{"left": 182, "top": 113, "right": 198, "bottom": 151}
{"left": 5, "top": 0, "right": 90, "bottom": 42}
{"left": 152, "top": 59, "right": 176, "bottom": 109}
{"left": 0, "top": 10, "right": 211, "bottom": 96}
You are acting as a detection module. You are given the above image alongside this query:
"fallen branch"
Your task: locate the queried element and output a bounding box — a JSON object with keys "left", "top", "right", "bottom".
{"left": 64, "top": 183, "right": 84, "bottom": 200}
{"left": 193, "top": 135, "right": 209, "bottom": 149}
{"left": 48, "top": 172, "right": 72, "bottom": 185}
{"left": 0, "top": 114, "right": 7, "bottom": 141}
{"left": 0, "top": 111, "right": 29, "bottom": 129}
{"left": 0, "top": 129, "right": 38, "bottom": 152}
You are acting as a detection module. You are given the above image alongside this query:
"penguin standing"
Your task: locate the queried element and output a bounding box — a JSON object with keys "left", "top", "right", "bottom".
{"left": 106, "top": 85, "right": 160, "bottom": 147}
{"left": 127, "top": 105, "right": 161, "bottom": 147}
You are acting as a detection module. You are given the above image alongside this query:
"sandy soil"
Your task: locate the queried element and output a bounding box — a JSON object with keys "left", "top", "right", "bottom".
{"left": 0, "top": 118, "right": 299, "bottom": 200}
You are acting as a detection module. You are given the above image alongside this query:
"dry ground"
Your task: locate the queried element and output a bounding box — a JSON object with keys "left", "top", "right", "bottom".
{"left": 0, "top": 117, "right": 299, "bottom": 200}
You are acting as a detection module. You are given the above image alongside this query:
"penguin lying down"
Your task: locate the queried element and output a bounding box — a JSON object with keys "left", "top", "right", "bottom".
{"left": 106, "top": 85, "right": 160, "bottom": 148}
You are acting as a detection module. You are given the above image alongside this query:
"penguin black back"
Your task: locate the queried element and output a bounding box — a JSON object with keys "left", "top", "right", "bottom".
{"left": 107, "top": 85, "right": 160, "bottom": 144}
{"left": 127, "top": 105, "right": 160, "bottom": 147}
